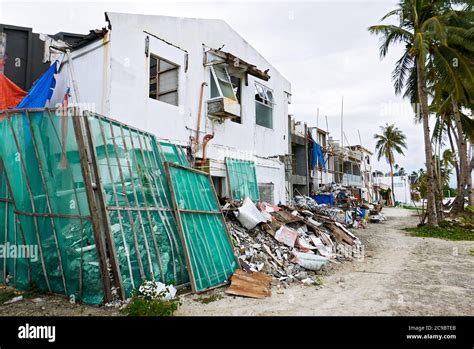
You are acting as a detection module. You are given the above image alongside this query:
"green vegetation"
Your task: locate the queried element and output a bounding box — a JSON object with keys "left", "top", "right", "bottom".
{"left": 120, "top": 293, "right": 181, "bottom": 316}
{"left": 120, "top": 280, "right": 181, "bottom": 316}
{"left": 405, "top": 221, "right": 474, "bottom": 241}
{"left": 0, "top": 282, "right": 44, "bottom": 305}
{"left": 369, "top": 0, "right": 474, "bottom": 224}
{"left": 23, "top": 282, "right": 45, "bottom": 299}
{"left": 197, "top": 294, "right": 222, "bottom": 304}
{"left": 0, "top": 288, "right": 18, "bottom": 304}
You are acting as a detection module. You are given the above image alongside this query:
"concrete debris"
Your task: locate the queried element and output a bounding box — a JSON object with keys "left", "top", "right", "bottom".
{"left": 227, "top": 195, "right": 366, "bottom": 288}
{"left": 274, "top": 226, "right": 299, "bottom": 248}
{"left": 235, "top": 197, "right": 269, "bottom": 229}
{"left": 4, "top": 295, "right": 23, "bottom": 304}
{"left": 292, "top": 252, "right": 328, "bottom": 271}
{"left": 294, "top": 195, "right": 319, "bottom": 211}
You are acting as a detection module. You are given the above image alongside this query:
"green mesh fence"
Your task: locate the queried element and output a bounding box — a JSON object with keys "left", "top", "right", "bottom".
{"left": 159, "top": 141, "right": 189, "bottom": 167}
{"left": 225, "top": 158, "right": 260, "bottom": 202}
{"left": 0, "top": 108, "right": 234, "bottom": 302}
{"left": 0, "top": 110, "right": 104, "bottom": 304}
{"left": 0, "top": 166, "right": 17, "bottom": 286}
{"left": 85, "top": 113, "right": 189, "bottom": 297}
{"left": 165, "top": 163, "right": 237, "bottom": 292}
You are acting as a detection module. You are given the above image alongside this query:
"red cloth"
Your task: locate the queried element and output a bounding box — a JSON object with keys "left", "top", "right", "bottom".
{"left": 0, "top": 73, "right": 27, "bottom": 110}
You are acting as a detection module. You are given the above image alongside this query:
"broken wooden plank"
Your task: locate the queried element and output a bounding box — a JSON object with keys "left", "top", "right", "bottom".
{"left": 226, "top": 270, "right": 272, "bottom": 299}
{"left": 270, "top": 210, "right": 303, "bottom": 224}
{"left": 325, "top": 222, "right": 355, "bottom": 245}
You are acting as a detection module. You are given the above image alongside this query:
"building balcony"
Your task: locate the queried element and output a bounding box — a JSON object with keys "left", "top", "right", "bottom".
{"left": 342, "top": 173, "right": 363, "bottom": 187}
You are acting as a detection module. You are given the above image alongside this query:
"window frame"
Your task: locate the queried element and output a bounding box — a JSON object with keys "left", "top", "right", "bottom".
{"left": 149, "top": 54, "right": 180, "bottom": 106}
{"left": 255, "top": 82, "right": 274, "bottom": 129}
{"left": 209, "top": 64, "right": 238, "bottom": 102}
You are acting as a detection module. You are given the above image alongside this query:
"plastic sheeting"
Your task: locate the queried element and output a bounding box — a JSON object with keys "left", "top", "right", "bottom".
{"left": 165, "top": 163, "right": 237, "bottom": 292}
{"left": 235, "top": 197, "right": 268, "bottom": 230}
{"left": 159, "top": 141, "right": 189, "bottom": 167}
{"left": 225, "top": 158, "right": 260, "bottom": 202}
{"left": 0, "top": 74, "right": 27, "bottom": 110}
{"left": 0, "top": 109, "right": 104, "bottom": 304}
{"left": 17, "top": 62, "right": 58, "bottom": 108}
{"left": 308, "top": 131, "right": 326, "bottom": 171}
{"left": 86, "top": 113, "right": 189, "bottom": 297}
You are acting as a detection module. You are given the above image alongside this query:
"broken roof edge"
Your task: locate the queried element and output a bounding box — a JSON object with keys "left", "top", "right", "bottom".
{"left": 347, "top": 145, "right": 374, "bottom": 156}
{"left": 104, "top": 11, "right": 291, "bottom": 88}
{"left": 53, "top": 28, "right": 108, "bottom": 50}
{"left": 206, "top": 47, "right": 270, "bottom": 81}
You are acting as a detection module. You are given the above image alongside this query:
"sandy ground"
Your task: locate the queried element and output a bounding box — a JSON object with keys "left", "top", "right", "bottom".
{"left": 0, "top": 207, "right": 472, "bottom": 316}
{"left": 176, "top": 208, "right": 474, "bottom": 316}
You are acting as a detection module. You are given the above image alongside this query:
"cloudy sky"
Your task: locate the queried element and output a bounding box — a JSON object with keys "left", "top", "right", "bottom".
{"left": 0, "top": 0, "right": 432, "bottom": 178}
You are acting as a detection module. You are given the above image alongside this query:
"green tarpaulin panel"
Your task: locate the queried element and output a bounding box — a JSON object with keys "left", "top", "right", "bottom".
{"left": 165, "top": 163, "right": 237, "bottom": 292}
{"left": 0, "top": 166, "right": 16, "bottom": 285}
{"left": 0, "top": 109, "right": 105, "bottom": 304}
{"left": 225, "top": 158, "right": 260, "bottom": 202}
{"left": 85, "top": 113, "right": 189, "bottom": 297}
{"left": 159, "top": 141, "right": 189, "bottom": 167}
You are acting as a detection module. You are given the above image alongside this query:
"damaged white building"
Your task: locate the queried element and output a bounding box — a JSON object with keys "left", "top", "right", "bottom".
{"left": 46, "top": 12, "right": 291, "bottom": 204}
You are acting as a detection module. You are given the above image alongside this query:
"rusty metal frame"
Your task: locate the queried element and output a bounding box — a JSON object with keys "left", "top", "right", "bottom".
{"left": 164, "top": 162, "right": 238, "bottom": 293}
{"left": 71, "top": 110, "right": 113, "bottom": 302}
{"left": 82, "top": 111, "right": 125, "bottom": 300}
{"left": 25, "top": 110, "right": 68, "bottom": 295}
{"left": 6, "top": 114, "right": 51, "bottom": 292}
{"left": 144, "top": 136, "right": 187, "bottom": 283}
{"left": 84, "top": 112, "right": 190, "bottom": 294}
{"left": 0, "top": 158, "right": 32, "bottom": 288}
{"left": 225, "top": 157, "right": 259, "bottom": 202}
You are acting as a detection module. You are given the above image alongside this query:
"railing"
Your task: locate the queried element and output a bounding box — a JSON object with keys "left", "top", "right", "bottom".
{"left": 342, "top": 173, "right": 363, "bottom": 186}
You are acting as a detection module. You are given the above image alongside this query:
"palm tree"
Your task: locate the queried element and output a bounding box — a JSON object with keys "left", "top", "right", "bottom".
{"left": 368, "top": 0, "right": 473, "bottom": 225}
{"left": 429, "top": 7, "right": 474, "bottom": 213}
{"left": 374, "top": 123, "right": 407, "bottom": 206}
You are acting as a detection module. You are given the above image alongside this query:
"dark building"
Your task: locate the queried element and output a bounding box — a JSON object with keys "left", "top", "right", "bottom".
{"left": 0, "top": 24, "right": 90, "bottom": 91}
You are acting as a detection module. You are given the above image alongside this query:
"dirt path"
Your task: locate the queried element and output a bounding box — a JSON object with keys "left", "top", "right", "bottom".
{"left": 1, "top": 208, "right": 472, "bottom": 316}
{"left": 177, "top": 208, "right": 474, "bottom": 316}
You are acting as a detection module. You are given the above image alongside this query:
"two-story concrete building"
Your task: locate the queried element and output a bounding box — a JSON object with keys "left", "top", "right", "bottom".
{"left": 33, "top": 12, "right": 292, "bottom": 204}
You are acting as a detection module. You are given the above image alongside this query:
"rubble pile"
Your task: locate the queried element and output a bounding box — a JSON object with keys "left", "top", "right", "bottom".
{"left": 226, "top": 197, "right": 364, "bottom": 288}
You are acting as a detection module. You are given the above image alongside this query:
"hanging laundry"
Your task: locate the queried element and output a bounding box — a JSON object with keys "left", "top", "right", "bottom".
{"left": 17, "top": 61, "right": 58, "bottom": 108}
{"left": 0, "top": 74, "right": 26, "bottom": 111}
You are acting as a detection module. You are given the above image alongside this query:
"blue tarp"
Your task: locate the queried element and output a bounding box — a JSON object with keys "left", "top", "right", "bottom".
{"left": 312, "top": 193, "right": 335, "bottom": 206}
{"left": 17, "top": 62, "right": 58, "bottom": 108}
{"left": 308, "top": 131, "right": 326, "bottom": 171}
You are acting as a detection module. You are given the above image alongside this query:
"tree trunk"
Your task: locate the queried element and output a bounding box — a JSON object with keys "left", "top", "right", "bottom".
{"left": 467, "top": 142, "right": 474, "bottom": 207}
{"left": 447, "top": 122, "right": 463, "bottom": 214}
{"left": 390, "top": 162, "right": 395, "bottom": 206}
{"left": 452, "top": 98, "right": 468, "bottom": 211}
{"left": 416, "top": 60, "right": 438, "bottom": 225}
{"left": 433, "top": 154, "right": 444, "bottom": 221}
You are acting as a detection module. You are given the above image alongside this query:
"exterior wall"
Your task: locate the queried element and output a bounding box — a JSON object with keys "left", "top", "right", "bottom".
{"left": 51, "top": 13, "right": 291, "bottom": 204}
{"left": 0, "top": 24, "right": 50, "bottom": 90}
{"left": 373, "top": 175, "right": 411, "bottom": 204}
{"left": 110, "top": 13, "right": 291, "bottom": 204}
{"left": 50, "top": 37, "right": 111, "bottom": 113}
{"left": 105, "top": 13, "right": 291, "bottom": 154}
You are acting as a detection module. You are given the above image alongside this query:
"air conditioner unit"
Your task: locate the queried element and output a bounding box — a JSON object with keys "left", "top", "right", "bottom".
{"left": 207, "top": 97, "right": 240, "bottom": 120}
